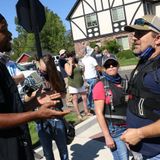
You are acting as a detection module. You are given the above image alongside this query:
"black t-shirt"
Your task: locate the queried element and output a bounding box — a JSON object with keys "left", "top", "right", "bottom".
{"left": 0, "top": 62, "right": 34, "bottom": 160}
{"left": 59, "top": 58, "right": 67, "bottom": 78}
{"left": 91, "top": 52, "right": 103, "bottom": 66}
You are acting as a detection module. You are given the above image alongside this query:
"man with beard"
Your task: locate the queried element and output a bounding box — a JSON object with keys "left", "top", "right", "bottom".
{"left": 121, "top": 15, "right": 160, "bottom": 160}
{"left": 0, "top": 14, "right": 70, "bottom": 160}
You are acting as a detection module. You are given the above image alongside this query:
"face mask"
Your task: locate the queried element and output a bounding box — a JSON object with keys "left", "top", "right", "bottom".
{"left": 40, "top": 71, "right": 49, "bottom": 81}
{"left": 134, "top": 46, "right": 155, "bottom": 61}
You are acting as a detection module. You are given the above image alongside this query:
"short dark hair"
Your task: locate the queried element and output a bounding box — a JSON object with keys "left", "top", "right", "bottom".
{"left": 66, "top": 51, "right": 76, "bottom": 58}
{"left": 0, "top": 14, "right": 4, "bottom": 22}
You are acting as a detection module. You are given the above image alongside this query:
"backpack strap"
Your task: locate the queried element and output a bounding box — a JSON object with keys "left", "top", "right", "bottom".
{"left": 102, "top": 78, "right": 115, "bottom": 111}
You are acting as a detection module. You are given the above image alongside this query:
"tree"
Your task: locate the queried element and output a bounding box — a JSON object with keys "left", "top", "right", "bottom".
{"left": 12, "top": 7, "right": 73, "bottom": 60}
{"left": 64, "top": 30, "right": 74, "bottom": 52}
{"left": 40, "top": 8, "right": 66, "bottom": 54}
{"left": 12, "top": 17, "right": 36, "bottom": 60}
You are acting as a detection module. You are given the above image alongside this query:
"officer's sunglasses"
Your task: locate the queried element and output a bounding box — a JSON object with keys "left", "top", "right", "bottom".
{"left": 134, "top": 18, "right": 160, "bottom": 33}
{"left": 104, "top": 60, "right": 118, "bottom": 69}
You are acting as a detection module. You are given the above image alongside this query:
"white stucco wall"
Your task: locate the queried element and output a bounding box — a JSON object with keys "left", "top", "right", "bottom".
{"left": 98, "top": 11, "right": 113, "bottom": 35}
{"left": 71, "top": 17, "right": 87, "bottom": 41}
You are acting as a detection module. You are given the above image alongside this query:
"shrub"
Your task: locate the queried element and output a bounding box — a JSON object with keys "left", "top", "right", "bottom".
{"left": 90, "top": 41, "right": 97, "bottom": 48}
{"left": 102, "top": 39, "right": 121, "bottom": 54}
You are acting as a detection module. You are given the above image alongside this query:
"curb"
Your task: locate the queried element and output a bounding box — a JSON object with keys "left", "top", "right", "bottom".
{"left": 75, "top": 115, "right": 97, "bottom": 136}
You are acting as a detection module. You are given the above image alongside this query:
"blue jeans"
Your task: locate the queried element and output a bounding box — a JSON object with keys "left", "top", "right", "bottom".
{"left": 132, "top": 151, "right": 160, "bottom": 160}
{"left": 86, "top": 78, "right": 97, "bottom": 109}
{"left": 109, "top": 124, "right": 129, "bottom": 160}
{"left": 37, "top": 119, "right": 68, "bottom": 160}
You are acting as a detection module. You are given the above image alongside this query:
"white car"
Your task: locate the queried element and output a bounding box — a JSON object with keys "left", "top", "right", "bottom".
{"left": 17, "top": 63, "right": 43, "bottom": 90}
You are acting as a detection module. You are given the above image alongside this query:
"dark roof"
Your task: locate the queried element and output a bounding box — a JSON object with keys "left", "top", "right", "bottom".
{"left": 66, "top": 0, "right": 81, "bottom": 21}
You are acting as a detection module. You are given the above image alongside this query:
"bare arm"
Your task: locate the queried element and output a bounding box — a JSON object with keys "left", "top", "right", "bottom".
{"left": 95, "top": 100, "right": 115, "bottom": 149}
{"left": 0, "top": 101, "right": 70, "bottom": 128}
{"left": 121, "top": 119, "right": 160, "bottom": 145}
{"left": 0, "top": 111, "right": 39, "bottom": 128}
{"left": 65, "top": 58, "right": 73, "bottom": 76}
{"left": 13, "top": 73, "right": 25, "bottom": 85}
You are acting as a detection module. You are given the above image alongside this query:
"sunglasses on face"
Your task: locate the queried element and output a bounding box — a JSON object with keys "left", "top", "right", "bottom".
{"left": 133, "top": 30, "right": 150, "bottom": 39}
{"left": 134, "top": 18, "right": 160, "bottom": 33}
{"left": 104, "top": 60, "right": 118, "bottom": 69}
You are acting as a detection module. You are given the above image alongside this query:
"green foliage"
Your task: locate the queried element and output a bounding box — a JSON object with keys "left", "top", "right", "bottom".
{"left": 90, "top": 42, "right": 97, "bottom": 48}
{"left": 102, "top": 39, "right": 121, "bottom": 54}
{"left": 64, "top": 31, "right": 74, "bottom": 52}
{"left": 117, "top": 49, "right": 135, "bottom": 59}
{"left": 119, "top": 57, "right": 138, "bottom": 66}
{"left": 12, "top": 7, "right": 74, "bottom": 60}
{"left": 40, "top": 8, "right": 66, "bottom": 53}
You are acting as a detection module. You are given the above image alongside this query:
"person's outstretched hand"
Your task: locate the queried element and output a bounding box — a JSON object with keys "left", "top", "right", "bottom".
{"left": 37, "top": 92, "right": 61, "bottom": 105}
{"left": 37, "top": 101, "right": 71, "bottom": 119}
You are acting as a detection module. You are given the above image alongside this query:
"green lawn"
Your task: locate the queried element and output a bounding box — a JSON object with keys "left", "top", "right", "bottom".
{"left": 29, "top": 122, "right": 39, "bottom": 145}
{"left": 119, "top": 57, "right": 138, "bottom": 66}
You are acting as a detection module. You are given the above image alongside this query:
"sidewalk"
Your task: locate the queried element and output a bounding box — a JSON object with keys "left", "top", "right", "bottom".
{"left": 34, "top": 115, "right": 134, "bottom": 160}
{"left": 34, "top": 116, "right": 113, "bottom": 160}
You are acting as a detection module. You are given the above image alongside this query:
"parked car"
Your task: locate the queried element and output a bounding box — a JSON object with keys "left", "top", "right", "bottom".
{"left": 19, "top": 62, "right": 37, "bottom": 70}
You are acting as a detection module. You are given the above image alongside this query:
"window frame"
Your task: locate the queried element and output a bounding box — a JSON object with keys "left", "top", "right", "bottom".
{"left": 117, "top": 36, "right": 129, "bottom": 50}
{"left": 111, "top": 6, "right": 125, "bottom": 22}
{"left": 85, "top": 13, "right": 98, "bottom": 28}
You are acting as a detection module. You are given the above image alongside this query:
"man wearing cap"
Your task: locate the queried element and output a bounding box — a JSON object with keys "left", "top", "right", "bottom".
{"left": 0, "top": 14, "right": 70, "bottom": 160}
{"left": 120, "top": 15, "right": 160, "bottom": 159}
{"left": 58, "top": 49, "right": 73, "bottom": 107}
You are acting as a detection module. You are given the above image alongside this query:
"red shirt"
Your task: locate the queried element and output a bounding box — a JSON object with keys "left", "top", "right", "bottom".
{"left": 93, "top": 81, "right": 112, "bottom": 104}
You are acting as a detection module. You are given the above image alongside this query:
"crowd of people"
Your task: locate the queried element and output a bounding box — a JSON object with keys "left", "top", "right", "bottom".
{"left": 0, "top": 12, "right": 160, "bottom": 160}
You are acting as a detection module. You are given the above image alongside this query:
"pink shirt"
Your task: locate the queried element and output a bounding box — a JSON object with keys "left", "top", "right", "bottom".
{"left": 93, "top": 81, "right": 112, "bottom": 104}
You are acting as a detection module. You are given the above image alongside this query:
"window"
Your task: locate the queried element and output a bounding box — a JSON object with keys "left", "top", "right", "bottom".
{"left": 111, "top": 6, "right": 125, "bottom": 22}
{"left": 117, "top": 36, "right": 129, "bottom": 50}
{"left": 85, "top": 13, "right": 98, "bottom": 28}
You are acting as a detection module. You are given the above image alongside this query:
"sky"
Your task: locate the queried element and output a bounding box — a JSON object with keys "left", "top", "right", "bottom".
{"left": 0, "top": 0, "right": 76, "bottom": 38}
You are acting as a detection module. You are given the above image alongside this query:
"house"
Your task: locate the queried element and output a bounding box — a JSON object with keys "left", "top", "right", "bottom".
{"left": 67, "top": 0, "right": 160, "bottom": 53}
{"left": 16, "top": 53, "right": 31, "bottom": 63}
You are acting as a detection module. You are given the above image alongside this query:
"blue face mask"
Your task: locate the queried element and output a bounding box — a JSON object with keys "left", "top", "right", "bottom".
{"left": 134, "top": 46, "right": 155, "bottom": 61}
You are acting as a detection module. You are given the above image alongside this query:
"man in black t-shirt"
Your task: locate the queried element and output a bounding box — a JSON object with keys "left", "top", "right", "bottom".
{"left": 59, "top": 49, "right": 73, "bottom": 106}
{"left": 59, "top": 49, "right": 68, "bottom": 79}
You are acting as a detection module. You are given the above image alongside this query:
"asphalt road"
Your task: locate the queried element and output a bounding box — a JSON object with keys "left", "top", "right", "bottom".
{"left": 119, "top": 69, "right": 133, "bottom": 79}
